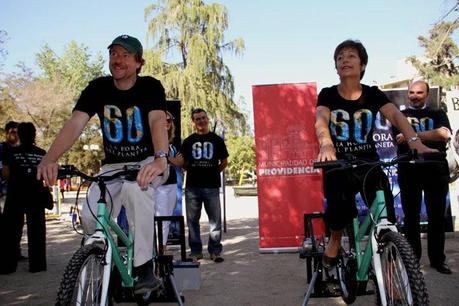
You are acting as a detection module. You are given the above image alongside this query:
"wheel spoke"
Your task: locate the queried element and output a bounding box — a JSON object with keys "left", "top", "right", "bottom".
{"left": 381, "top": 242, "right": 413, "bottom": 305}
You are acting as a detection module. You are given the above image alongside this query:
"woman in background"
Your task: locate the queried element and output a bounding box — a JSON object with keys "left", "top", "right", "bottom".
{"left": 155, "top": 111, "right": 183, "bottom": 252}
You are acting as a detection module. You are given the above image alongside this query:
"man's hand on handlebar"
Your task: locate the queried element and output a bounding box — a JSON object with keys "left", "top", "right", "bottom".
{"left": 409, "top": 140, "right": 438, "bottom": 155}
{"left": 318, "top": 143, "right": 337, "bottom": 162}
{"left": 37, "top": 157, "right": 59, "bottom": 187}
{"left": 137, "top": 157, "right": 167, "bottom": 190}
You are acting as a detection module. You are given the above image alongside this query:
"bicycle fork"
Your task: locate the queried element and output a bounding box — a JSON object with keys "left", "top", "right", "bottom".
{"left": 371, "top": 220, "right": 399, "bottom": 306}
{"left": 78, "top": 233, "right": 113, "bottom": 306}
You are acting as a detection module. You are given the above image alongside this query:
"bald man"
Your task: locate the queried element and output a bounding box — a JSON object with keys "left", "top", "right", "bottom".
{"left": 394, "top": 80, "right": 452, "bottom": 274}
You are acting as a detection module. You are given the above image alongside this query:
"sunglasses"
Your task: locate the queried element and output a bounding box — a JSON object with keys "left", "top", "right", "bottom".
{"left": 166, "top": 118, "right": 172, "bottom": 123}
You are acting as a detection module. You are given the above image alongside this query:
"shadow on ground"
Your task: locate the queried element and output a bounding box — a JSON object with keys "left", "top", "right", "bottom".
{"left": 0, "top": 217, "right": 458, "bottom": 305}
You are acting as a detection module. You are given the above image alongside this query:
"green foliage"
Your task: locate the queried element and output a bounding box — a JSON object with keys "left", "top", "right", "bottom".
{"left": 407, "top": 19, "right": 459, "bottom": 89}
{"left": 36, "top": 41, "right": 105, "bottom": 97}
{"left": 225, "top": 134, "right": 256, "bottom": 182}
{"left": 0, "top": 42, "right": 105, "bottom": 175}
{"left": 143, "top": 0, "right": 248, "bottom": 137}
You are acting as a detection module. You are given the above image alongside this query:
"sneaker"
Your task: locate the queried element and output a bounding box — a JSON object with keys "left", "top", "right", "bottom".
{"left": 210, "top": 253, "right": 224, "bottom": 263}
{"left": 134, "top": 261, "right": 162, "bottom": 294}
{"left": 189, "top": 253, "right": 203, "bottom": 262}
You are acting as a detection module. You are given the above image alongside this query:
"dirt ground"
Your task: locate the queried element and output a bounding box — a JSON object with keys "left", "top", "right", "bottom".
{"left": 0, "top": 190, "right": 458, "bottom": 305}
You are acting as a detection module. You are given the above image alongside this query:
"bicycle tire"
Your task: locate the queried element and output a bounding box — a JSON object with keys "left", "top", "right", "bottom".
{"left": 377, "top": 231, "right": 429, "bottom": 306}
{"left": 56, "top": 244, "right": 112, "bottom": 306}
{"left": 336, "top": 224, "right": 357, "bottom": 304}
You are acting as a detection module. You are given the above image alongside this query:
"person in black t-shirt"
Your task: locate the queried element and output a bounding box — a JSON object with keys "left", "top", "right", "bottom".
{"left": 315, "top": 40, "right": 435, "bottom": 269}
{"left": 1, "top": 122, "right": 48, "bottom": 274}
{"left": 1, "top": 121, "right": 19, "bottom": 211}
{"left": 0, "top": 121, "right": 24, "bottom": 261}
{"left": 181, "top": 108, "right": 228, "bottom": 263}
{"left": 37, "top": 35, "right": 169, "bottom": 293}
{"left": 394, "top": 80, "right": 452, "bottom": 274}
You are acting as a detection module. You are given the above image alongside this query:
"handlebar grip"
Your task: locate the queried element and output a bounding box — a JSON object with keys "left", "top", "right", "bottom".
{"left": 313, "top": 160, "right": 344, "bottom": 169}
{"left": 57, "top": 165, "right": 77, "bottom": 179}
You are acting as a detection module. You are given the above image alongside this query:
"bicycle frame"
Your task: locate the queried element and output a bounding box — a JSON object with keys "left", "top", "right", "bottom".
{"left": 77, "top": 198, "right": 135, "bottom": 305}
{"left": 351, "top": 189, "right": 398, "bottom": 305}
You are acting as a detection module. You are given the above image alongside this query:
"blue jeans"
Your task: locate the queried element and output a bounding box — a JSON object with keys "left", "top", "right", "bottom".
{"left": 185, "top": 187, "right": 222, "bottom": 255}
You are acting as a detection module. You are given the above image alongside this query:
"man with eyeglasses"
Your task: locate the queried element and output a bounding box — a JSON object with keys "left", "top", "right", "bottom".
{"left": 181, "top": 108, "right": 228, "bottom": 263}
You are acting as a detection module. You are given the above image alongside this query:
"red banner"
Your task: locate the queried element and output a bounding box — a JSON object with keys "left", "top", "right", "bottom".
{"left": 252, "top": 83, "right": 324, "bottom": 251}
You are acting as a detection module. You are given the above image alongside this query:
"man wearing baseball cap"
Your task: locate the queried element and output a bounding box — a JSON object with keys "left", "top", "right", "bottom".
{"left": 38, "top": 35, "right": 169, "bottom": 294}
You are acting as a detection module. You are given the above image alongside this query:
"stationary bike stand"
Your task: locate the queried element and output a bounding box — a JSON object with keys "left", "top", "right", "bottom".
{"left": 300, "top": 213, "right": 341, "bottom": 306}
{"left": 151, "top": 215, "right": 187, "bottom": 305}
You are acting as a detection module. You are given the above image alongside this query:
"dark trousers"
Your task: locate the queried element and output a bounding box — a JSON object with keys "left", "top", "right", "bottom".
{"left": 185, "top": 187, "right": 222, "bottom": 255}
{"left": 1, "top": 196, "right": 46, "bottom": 273}
{"left": 398, "top": 163, "right": 449, "bottom": 265}
{"left": 323, "top": 165, "right": 396, "bottom": 231}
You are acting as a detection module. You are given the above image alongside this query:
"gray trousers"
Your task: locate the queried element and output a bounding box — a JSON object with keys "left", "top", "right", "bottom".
{"left": 81, "top": 157, "right": 168, "bottom": 267}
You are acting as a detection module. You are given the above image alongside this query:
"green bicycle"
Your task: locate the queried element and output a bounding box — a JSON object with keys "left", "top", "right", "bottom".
{"left": 55, "top": 165, "right": 184, "bottom": 306}
{"left": 302, "top": 151, "right": 437, "bottom": 305}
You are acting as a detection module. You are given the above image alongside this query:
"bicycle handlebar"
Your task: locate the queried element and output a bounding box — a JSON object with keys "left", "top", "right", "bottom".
{"left": 57, "top": 164, "right": 141, "bottom": 183}
{"left": 313, "top": 150, "right": 446, "bottom": 170}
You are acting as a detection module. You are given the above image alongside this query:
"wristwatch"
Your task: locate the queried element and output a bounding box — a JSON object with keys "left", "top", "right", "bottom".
{"left": 154, "top": 150, "right": 168, "bottom": 158}
{"left": 407, "top": 135, "right": 420, "bottom": 144}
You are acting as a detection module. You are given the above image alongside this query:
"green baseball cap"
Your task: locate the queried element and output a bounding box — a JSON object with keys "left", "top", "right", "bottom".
{"left": 108, "top": 35, "right": 143, "bottom": 56}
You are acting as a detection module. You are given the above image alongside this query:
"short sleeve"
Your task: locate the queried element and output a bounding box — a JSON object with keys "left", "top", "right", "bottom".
{"left": 437, "top": 110, "right": 452, "bottom": 132}
{"left": 73, "top": 79, "right": 99, "bottom": 117}
{"left": 317, "top": 87, "right": 333, "bottom": 108}
{"left": 371, "top": 86, "right": 391, "bottom": 110}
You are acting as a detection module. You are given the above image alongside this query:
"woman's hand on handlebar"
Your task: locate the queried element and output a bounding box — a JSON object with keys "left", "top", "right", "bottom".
{"left": 318, "top": 143, "right": 337, "bottom": 162}
{"left": 37, "top": 158, "right": 59, "bottom": 186}
{"left": 137, "top": 157, "right": 168, "bottom": 190}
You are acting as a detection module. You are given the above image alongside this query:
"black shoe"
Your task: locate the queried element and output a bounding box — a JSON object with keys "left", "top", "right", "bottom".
{"left": 430, "top": 262, "right": 452, "bottom": 274}
{"left": 18, "top": 255, "right": 28, "bottom": 261}
{"left": 188, "top": 253, "right": 203, "bottom": 262}
{"left": 134, "top": 261, "right": 161, "bottom": 294}
{"left": 0, "top": 267, "right": 16, "bottom": 275}
{"left": 210, "top": 253, "right": 224, "bottom": 263}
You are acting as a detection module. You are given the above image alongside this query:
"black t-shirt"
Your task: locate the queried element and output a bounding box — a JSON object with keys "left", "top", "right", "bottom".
{"left": 182, "top": 132, "right": 229, "bottom": 188}
{"left": 74, "top": 76, "right": 166, "bottom": 164}
{"left": 317, "top": 84, "right": 390, "bottom": 160}
{"left": 395, "top": 107, "right": 451, "bottom": 154}
{"left": 4, "top": 144, "right": 46, "bottom": 199}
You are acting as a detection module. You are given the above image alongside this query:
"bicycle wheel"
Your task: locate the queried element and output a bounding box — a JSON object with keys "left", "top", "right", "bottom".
{"left": 337, "top": 224, "right": 357, "bottom": 304}
{"left": 56, "top": 244, "right": 112, "bottom": 306}
{"left": 377, "top": 231, "right": 429, "bottom": 306}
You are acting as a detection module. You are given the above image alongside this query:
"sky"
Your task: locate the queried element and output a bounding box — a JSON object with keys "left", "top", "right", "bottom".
{"left": 1, "top": 0, "right": 458, "bottom": 116}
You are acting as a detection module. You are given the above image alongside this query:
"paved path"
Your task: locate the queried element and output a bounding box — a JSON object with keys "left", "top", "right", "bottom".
{"left": 0, "top": 188, "right": 458, "bottom": 305}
